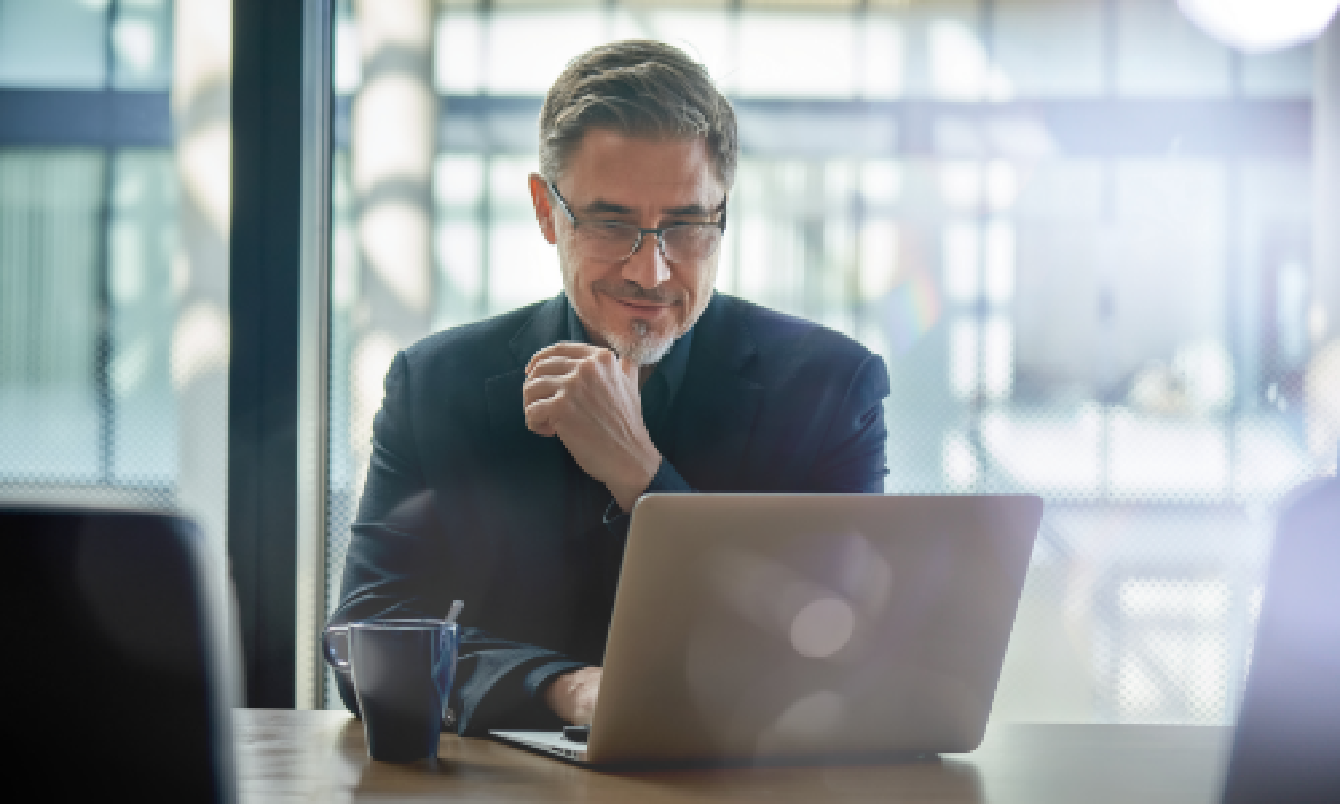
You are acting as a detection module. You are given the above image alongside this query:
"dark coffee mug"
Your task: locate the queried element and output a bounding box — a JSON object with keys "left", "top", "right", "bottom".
{"left": 323, "top": 619, "right": 459, "bottom": 762}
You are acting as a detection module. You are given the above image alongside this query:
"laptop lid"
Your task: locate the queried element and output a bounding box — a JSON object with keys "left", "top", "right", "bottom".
{"left": 584, "top": 493, "right": 1043, "bottom": 766}
{"left": 1221, "top": 477, "right": 1340, "bottom": 804}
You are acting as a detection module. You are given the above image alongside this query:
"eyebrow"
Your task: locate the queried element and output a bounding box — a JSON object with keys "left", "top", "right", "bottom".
{"left": 578, "top": 198, "right": 724, "bottom": 218}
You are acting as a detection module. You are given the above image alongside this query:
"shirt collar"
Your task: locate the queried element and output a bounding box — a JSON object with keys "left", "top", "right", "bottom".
{"left": 564, "top": 297, "right": 694, "bottom": 406}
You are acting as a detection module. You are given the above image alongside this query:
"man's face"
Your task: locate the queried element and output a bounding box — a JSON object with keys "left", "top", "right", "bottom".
{"left": 529, "top": 130, "right": 727, "bottom": 364}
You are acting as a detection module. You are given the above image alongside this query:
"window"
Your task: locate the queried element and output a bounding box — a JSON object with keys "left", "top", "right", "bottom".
{"left": 0, "top": 0, "right": 231, "bottom": 549}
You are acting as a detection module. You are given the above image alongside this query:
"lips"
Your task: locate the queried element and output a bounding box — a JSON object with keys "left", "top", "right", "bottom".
{"left": 605, "top": 293, "right": 680, "bottom": 315}
{"left": 614, "top": 298, "right": 671, "bottom": 313}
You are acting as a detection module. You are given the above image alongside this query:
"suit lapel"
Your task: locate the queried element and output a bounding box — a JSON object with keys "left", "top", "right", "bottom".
{"left": 671, "top": 294, "right": 764, "bottom": 490}
{"left": 485, "top": 293, "right": 570, "bottom": 433}
{"left": 483, "top": 296, "right": 569, "bottom": 556}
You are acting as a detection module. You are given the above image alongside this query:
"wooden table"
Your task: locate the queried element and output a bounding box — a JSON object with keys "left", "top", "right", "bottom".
{"left": 235, "top": 709, "right": 1232, "bottom": 803}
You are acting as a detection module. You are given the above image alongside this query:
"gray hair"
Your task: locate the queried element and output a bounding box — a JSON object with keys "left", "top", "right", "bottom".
{"left": 538, "top": 40, "right": 738, "bottom": 188}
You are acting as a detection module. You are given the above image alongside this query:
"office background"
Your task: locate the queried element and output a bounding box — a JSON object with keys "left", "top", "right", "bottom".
{"left": 2, "top": 0, "right": 1338, "bottom": 723}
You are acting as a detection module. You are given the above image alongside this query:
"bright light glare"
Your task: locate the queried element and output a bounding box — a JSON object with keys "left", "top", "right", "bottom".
{"left": 789, "top": 598, "right": 855, "bottom": 659}
{"left": 737, "top": 14, "right": 857, "bottom": 98}
{"left": 1178, "top": 0, "right": 1340, "bottom": 52}
{"left": 335, "top": 18, "right": 362, "bottom": 94}
{"left": 112, "top": 19, "right": 156, "bottom": 75}
{"left": 858, "top": 221, "right": 897, "bottom": 301}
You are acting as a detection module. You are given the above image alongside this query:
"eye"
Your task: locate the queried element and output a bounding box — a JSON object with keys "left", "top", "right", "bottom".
{"left": 584, "top": 220, "right": 635, "bottom": 242}
{"left": 666, "top": 223, "right": 717, "bottom": 236}
{"left": 667, "top": 226, "right": 714, "bottom": 241}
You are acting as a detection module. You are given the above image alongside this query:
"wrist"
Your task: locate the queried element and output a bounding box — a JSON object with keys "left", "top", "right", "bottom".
{"left": 609, "top": 446, "right": 661, "bottom": 513}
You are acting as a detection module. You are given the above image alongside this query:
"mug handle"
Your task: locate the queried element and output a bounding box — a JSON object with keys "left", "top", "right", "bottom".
{"left": 322, "top": 624, "right": 351, "bottom": 669}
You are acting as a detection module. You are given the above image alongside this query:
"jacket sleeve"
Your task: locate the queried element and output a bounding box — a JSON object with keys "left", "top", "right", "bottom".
{"left": 329, "top": 352, "right": 586, "bottom": 735}
{"left": 807, "top": 352, "right": 890, "bottom": 493}
{"left": 601, "top": 458, "right": 695, "bottom": 539}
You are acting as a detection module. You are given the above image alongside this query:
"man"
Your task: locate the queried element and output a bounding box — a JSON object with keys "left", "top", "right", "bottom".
{"left": 332, "top": 40, "right": 890, "bottom": 735}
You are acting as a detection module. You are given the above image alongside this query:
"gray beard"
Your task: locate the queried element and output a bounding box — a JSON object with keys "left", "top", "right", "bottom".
{"left": 604, "top": 319, "right": 676, "bottom": 366}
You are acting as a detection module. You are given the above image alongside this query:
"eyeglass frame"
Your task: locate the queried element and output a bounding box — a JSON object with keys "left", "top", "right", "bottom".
{"left": 544, "top": 178, "right": 728, "bottom": 265}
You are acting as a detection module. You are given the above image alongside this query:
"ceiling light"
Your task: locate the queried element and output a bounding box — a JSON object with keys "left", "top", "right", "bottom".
{"left": 1178, "top": 0, "right": 1340, "bottom": 53}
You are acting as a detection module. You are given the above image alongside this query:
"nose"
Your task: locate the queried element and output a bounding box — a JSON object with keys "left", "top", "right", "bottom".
{"left": 622, "top": 231, "right": 672, "bottom": 289}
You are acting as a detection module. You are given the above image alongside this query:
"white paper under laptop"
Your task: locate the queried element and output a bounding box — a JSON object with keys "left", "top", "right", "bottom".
{"left": 493, "top": 493, "right": 1043, "bottom": 767}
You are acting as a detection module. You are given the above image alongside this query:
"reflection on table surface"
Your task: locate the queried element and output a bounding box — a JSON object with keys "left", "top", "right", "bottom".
{"left": 234, "top": 709, "right": 1231, "bottom": 804}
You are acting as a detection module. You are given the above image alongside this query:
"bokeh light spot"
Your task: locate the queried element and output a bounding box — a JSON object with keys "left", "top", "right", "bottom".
{"left": 790, "top": 597, "right": 855, "bottom": 659}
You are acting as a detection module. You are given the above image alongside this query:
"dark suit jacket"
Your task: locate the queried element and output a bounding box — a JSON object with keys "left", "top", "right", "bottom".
{"left": 331, "top": 292, "right": 890, "bottom": 734}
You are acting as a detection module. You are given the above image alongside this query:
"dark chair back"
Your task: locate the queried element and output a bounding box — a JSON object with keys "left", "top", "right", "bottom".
{"left": 2, "top": 506, "right": 237, "bottom": 802}
{"left": 1223, "top": 477, "right": 1340, "bottom": 803}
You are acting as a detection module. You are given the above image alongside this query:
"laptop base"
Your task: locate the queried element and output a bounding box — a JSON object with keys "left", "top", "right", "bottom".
{"left": 489, "top": 729, "right": 937, "bottom": 771}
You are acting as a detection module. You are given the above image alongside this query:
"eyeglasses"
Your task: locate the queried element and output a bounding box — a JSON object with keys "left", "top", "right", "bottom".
{"left": 546, "top": 179, "right": 726, "bottom": 265}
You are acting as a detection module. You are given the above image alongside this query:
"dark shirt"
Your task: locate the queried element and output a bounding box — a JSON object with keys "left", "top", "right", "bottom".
{"left": 557, "top": 305, "right": 693, "bottom": 665}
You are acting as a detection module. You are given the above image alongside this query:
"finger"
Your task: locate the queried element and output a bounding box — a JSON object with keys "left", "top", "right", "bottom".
{"left": 526, "top": 341, "right": 601, "bottom": 374}
{"left": 524, "top": 393, "right": 564, "bottom": 435}
{"left": 575, "top": 679, "right": 601, "bottom": 724}
{"left": 525, "top": 355, "right": 582, "bottom": 380}
{"left": 524, "top": 408, "right": 557, "bottom": 437}
{"left": 521, "top": 378, "right": 565, "bottom": 410}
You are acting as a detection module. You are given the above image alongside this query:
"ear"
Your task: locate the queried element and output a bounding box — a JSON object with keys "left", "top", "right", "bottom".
{"left": 528, "top": 173, "right": 558, "bottom": 245}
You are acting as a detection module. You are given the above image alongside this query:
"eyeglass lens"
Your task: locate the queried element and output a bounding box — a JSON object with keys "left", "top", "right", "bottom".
{"left": 579, "top": 222, "right": 721, "bottom": 264}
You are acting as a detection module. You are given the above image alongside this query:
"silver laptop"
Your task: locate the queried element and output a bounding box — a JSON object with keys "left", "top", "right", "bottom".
{"left": 493, "top": 493, "right": 1043, "bottom": 767}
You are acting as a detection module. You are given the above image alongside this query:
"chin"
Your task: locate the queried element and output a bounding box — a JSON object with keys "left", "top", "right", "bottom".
{"left": 619, "top": 336, "right": 676, "bottom": 366}
{"left": 603, "top": 320, "right": 678, "bottom": 366}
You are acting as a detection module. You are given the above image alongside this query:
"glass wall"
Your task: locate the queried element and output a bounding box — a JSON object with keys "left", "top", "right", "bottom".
{"left": 0, "top": 0, "right": 232, "bottom": 550}
{"left": 325, "top": 0, "right": 1336, "bottom": 724}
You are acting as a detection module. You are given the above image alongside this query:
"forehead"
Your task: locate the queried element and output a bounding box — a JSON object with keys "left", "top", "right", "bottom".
{"left": 559, "top": 129, "right": 726, "bottom": 209}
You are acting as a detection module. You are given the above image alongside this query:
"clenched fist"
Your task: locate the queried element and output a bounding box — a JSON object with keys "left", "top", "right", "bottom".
{"left": 523, "top": 342, "right": 661, "bottom": 512}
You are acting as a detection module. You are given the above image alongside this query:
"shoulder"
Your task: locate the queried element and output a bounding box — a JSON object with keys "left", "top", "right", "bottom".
{"left": 710, "top": 293, "right": 881, "bottom": 376}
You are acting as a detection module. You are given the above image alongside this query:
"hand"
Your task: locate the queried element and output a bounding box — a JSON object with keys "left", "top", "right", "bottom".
{"left": 545, "top": 666, "right": 602, "bottom": 725}
{"left": 523, "top": 342, "right": 661, "bottom": 511}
